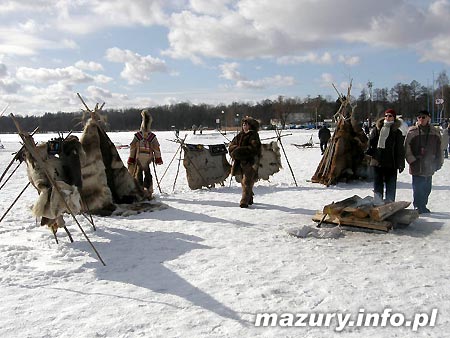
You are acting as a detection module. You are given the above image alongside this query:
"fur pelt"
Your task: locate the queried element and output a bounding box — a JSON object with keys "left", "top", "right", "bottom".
{"left": 140, "top": 110, "right": 153, "bottom": 133}
{"left": 80, "top": 119, "right": 145, "bottom": 214}
{"left": 258, "top": 141, "right": 282, "bottom": 180}
{"left": 234, "top": 141, "right": 282, "bottom": 182}
{"left": 183, "top": 144, "right": 231, "bottom": 190}
{"left": 24, "top": 142, "right": 82, "bottom": 225}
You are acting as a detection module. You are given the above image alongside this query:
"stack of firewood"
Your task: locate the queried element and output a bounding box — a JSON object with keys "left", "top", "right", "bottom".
{"left": 312, "top": 195, "right": 419, "bottom": 232}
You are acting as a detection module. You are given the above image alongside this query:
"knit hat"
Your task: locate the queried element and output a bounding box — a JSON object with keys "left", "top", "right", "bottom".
{"left": 384, "top": 108, "right": 396, "bottom": 118}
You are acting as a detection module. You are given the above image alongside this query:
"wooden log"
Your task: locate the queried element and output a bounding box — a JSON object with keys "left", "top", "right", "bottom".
{"left": 313, "top": 211, "right": 392, "bottom": 232}
{"left": 369, "top": 201, "right": 411, "bottom": 221}
{"left": 341, "top": 205, "right": 372, "bottom": 219}
{"left": 323, "top": 195, "right": 362, "bottom": 215}
{"left": 386, "top": 209, "right": 419, "bottom": 226}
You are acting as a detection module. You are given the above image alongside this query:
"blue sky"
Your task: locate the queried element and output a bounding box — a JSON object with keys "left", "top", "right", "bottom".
{"left": 0, "top": 0, "right": 449, "bottom": 115}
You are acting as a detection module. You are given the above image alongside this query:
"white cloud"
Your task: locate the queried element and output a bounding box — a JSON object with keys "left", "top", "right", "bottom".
{"left": 236, "top": 75, "right": 295, "bottom": 89}
{"left": 219, "top": 62, "right": 294, "bottom": 89}
{"left": 318, "top": 73, "right": 335, "bottom": 88}
{"left": 0, "top": 78, "right": 21, "bottom": 94}
{"left": 75, "top": 60, "right": 104, "bottom": 72}
{"left": 219, "top": 62, "right": 244, "bottom": 81}
{"left": 189, "top": 0, "right": 232, "bottom": 15}
{"left": 419, "top": 35, "right": 450, "bottom": 65}
{"left": 338, "top": 55, "right": 360, "bottom": 66}
{"left": 105, "top": 47, "right": 168, "bottom": 84}
{"left": 16, "top": 66, "right": 95, "bottom": 84}
{"left": 277, "top": 52, "right": 333, "bottom": 65}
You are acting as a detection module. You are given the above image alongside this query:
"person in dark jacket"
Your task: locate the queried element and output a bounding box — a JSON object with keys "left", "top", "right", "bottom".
{"left": 367, "top": 109, "right": 405, "bottom": 203}
{"left": 405, "top": 110, "right": 443, "bottom": 214}
{"left": 229, "top": 116, "right": 262, "bottom": 208}
{"left": 318, "top": 125, "right": 331, "bottom": 154}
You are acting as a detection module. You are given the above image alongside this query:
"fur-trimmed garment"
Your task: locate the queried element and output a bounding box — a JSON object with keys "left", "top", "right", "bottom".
{"left": 367, "top": 118, "right": 405, "bottom": 170}
{"left": 229, "top": 118, "right": 261, "bottom": 206}
{"left": 127, "top": 113, "right": 162, "bottom": 192}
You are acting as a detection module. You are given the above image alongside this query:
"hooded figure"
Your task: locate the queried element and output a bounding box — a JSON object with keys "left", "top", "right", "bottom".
{"left": 127, "top": 110, "right": 163, "bottom": 198}
{"left": 366, "top": 108, "right": 405, "bottom": 203}
{"left": 228, "top": 116, "right": 261, "bottom": 208}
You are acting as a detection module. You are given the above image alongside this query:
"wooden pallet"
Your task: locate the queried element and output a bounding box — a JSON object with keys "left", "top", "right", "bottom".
{"left": 313, "top": 211, "right": 393, "bottom": 232}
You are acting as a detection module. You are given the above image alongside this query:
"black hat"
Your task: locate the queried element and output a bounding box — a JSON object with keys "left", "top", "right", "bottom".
{"left": 417, "top": 110, "right": 431, "bottom": 117}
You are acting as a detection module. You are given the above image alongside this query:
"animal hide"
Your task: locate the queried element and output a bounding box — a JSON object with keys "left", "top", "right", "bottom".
{"left": 24, "top": 141, "right": 82, "bottom": 225}
{"left": 312, "top": 114, "right": 368, "bottom": 186}
{"left": 183, "top": 144, "right": 231, "bottom": 190}
{"left": 258, "top": 141, "right": 282, "bottom": 180}
{"left": 80, "top": 118, "right": 145, "bottom": 214}
{"left": 234, "top": 141, "right": 282, "bottom": 182}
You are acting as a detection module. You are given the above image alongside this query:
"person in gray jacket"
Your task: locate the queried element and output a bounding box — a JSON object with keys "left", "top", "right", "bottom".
{"left": 404, "top": 110, "right": 443, "bottom": 214}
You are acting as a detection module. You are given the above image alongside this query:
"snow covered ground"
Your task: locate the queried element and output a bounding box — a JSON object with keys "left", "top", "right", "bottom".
{"left": 0, "top": 128, "right": 449, "bottom": 338}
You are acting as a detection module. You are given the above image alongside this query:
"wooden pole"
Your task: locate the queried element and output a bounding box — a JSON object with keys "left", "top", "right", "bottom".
{"left": 0, "top": 126, "right": 38, "bottom": 185}
{"left": 0, "top": 162, "right": 21, "bottom": 191}
{"left": 172, "top": 140, "right": 184, "bottom": 192}
{"left": 159, "top": 138, "right": 184, "bottom": 184}
{"left": 152, "top": 160, "right": 162, "bottom": 194}
{"left": 275, "top": 128, "right": 298, "bottom": 187}
{"left": 0, "top": 182, "right": 30, "bottom": 223}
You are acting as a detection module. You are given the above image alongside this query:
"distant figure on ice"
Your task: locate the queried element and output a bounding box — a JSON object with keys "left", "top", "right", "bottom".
{"left": 405, "top": 110, "right": 442, "bottom": 214}
{"left": 366, "top": 109, "right": 405, "bottom": 204}
{"left": 128, "top": 110, "right": 163, "bottom": 198}
{"left": 318, "top": 124, "right": 331, "bottom": 154}
{"left": 441, "top": 124, "right": 449, "bottom": 159}
{"left": 229, "top": 116, "right": 261, "bottom": 208}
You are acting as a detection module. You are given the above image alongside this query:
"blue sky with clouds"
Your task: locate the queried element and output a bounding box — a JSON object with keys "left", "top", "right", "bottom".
{"left": 0, "top": 0, "right": 449, "bottom": 115}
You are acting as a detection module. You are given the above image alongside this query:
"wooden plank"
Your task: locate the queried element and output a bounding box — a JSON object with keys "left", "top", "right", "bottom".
{"left": 370, "top": 201, "right": 411, "bottom": 221}
{"left": 313, "top": 212, "right": 392, "bottom": 232}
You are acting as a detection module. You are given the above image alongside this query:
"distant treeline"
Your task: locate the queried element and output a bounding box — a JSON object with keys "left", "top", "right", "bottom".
{"left": 1, "top": 77, "right": 449, "bottom": 133}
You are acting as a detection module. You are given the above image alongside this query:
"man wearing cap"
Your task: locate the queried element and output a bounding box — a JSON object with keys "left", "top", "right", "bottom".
{"left": 405, "top": 110, "right": 442, "bottom": 214}
{"left": 366, "top": 108, "right": 405, "bottom": 203}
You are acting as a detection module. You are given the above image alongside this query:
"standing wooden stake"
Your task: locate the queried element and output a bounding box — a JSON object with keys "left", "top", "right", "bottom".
{"left": 275, "top": 128, "right": 298, "bottom": 187}
{"left": 159, "top": 139, "right": 183, "bottom": 184}
{"left": 152, "top": 160, "right": 162, "bottom": 194}
{"left": 0, "top": 162, "right": 21, "bottom": 191}
{"left": 0, "top": 182, "right": 30, "bottom": 223}
{"left": 0, "top": 127, "right": 38, "bottom": 185}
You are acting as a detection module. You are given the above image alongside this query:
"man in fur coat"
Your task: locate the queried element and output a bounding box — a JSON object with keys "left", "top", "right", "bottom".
{"left": 127, "top": 110, "right": 163, "bottom": 198}
{"left": 229, "top": 116, "right": 262, "bottom": 208}
{"left": 366, "top": 109, "right": 405, "bottom": 203}
{"left": 405, "top": 110, "right": 442, "bottom": 214}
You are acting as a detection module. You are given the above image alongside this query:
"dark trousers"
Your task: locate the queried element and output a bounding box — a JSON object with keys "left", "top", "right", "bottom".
{"left": 412, "top": 175, "right": 432, "bottom": 211}
{"left": 137, "top": 166, "right": 153, "bottom": 190}
{"left": 373, "top": 166, "right": 397, "bottom": 202}
{"left": 320, "top": 141, "right": 328, "bottom": 153}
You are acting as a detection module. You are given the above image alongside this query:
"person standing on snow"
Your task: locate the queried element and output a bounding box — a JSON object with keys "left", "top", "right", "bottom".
{"left": 229, "top": 116, "right": 261, "bottom": 208}
{"left": 318, "top": 124, "right": 331, "bottom": 154}
{"left": 127, "top": 110, "right": 163, "bottom": 198}
{"left": 366, "top": 108, "right": 405, "bottom": 203}
{"left": 405, "top": 110, "right": 442, "bottom": 214}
